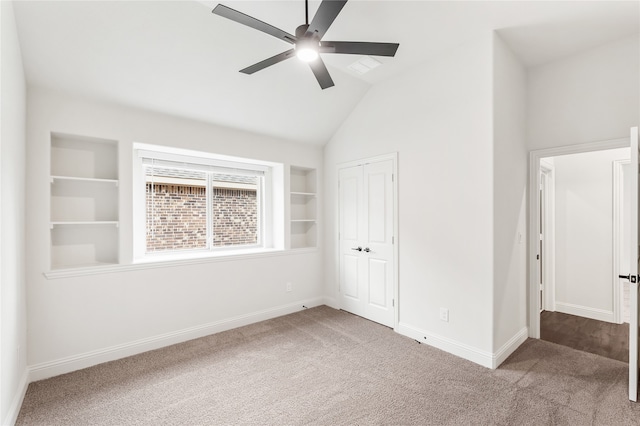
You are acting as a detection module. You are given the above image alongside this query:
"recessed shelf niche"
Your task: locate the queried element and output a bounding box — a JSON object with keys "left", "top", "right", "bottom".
{"left": 290, "top": 166, "right": 317, "bottom": 249}
{"left": 50, "top": 133, "right": 119, "bottom": 270}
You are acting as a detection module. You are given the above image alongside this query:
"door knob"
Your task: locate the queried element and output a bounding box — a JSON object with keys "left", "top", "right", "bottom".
{"left": 351, "top": 247, "right": 362, "bottom": 252}
{"left": 364, "top": 247, "right": 371, "bottom": 253}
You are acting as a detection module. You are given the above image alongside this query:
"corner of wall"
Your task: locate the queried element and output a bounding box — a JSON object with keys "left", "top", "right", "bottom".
{"left": 1, "top": 0, "right": 29, "bottom": 423}
{"left": 2, "top": 369, "right": 28, "bottom": 426}
{"left": 491, "top": 30, "right": 529, "bottom": 355}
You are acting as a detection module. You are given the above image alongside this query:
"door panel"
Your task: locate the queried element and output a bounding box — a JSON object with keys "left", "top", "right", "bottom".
{"left": 367, "top": 172, "right": 387, "bottom": 243}
{"left": 341, "top": 176, "right": 360, "bottom": 241}
{"left": 342, "top": 254, "right": 360, "bottom": 299}
{"left": 368, "top": 258, "right": 387, "bottom": 307}
{"left": 339, "top": 166, "right": 365, "bottom": 317}
{"left": 363, "top": 160, "right": 395, "bottom": 326}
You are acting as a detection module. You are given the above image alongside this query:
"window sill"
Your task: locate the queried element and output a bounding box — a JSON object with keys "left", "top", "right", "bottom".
{"left": 44, "top": 247, "right": 317, "bottom": 280}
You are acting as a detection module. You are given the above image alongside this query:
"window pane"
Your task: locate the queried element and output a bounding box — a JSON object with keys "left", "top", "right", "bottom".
{"left": 212, "top": 175, "right": 258, "bottom": 247}
{"left": 146, "top": 167, "right": 208, "bottom": 252}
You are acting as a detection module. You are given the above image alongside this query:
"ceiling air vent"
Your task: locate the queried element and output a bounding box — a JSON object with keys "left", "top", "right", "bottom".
{"left": 347, "top": 56, "right": 382, "bottom": 75}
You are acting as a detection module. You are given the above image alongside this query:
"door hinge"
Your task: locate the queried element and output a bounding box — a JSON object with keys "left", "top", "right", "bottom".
{"left": 392, "top": 174, "right": 394, "bottom": 182}
{"left": 392, "top": 299, "right": 395, "bottom": 307}
{"left": 392, "top": 236, "right": 394, "bottom": 244}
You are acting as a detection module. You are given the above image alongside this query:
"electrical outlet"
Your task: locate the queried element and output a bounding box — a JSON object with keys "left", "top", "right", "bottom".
{"left": 286, "top": 282, "right": 292, "bottom": 292}
{"left": 439, "top": 308, "right": 449, "bottom": 322}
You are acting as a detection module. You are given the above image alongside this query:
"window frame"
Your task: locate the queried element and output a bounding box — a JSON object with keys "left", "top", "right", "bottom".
{"left": 133, "top": 143, "right": 281, "bottom": 262}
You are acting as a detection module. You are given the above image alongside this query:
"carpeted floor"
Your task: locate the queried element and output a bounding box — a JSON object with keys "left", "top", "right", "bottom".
{"left": 16, "top": 306, "right": 640, "bottom": 425}
{"left": 541, "top": 310, "right": 629, "bottom": 363}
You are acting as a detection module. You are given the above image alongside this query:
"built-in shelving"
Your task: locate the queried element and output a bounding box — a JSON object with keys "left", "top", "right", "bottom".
{"left": 290, "top": 166, "right": 317, "bottom": 249}
{"left": 50, "top": 133, "right": 119, "bottom": 270}
{"left": 50, "top": 221, "right": 120, "bottom": 228}
{"left": 51, "top": 175, "right": 119, "bottom": 185}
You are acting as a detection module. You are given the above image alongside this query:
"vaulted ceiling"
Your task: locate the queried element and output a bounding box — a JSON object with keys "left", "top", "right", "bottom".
{"left": 12, "top": 1, "right": 639, "bottom": 145}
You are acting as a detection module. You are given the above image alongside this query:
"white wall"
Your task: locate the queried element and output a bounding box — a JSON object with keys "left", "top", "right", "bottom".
{"left": 25, "top": 88, "right": 324, "bottom": 378}
{"left": 324, "top": 33, "right": 497, "bottom": 364}
{"left": 492, "top": 35, "right": 528, "bottom": 354}
{"left": 528, "top": 35, "right": 639, "bottom": 150}
{"left": 552, "top": 148, "right": 630, "bottom": 321}
{"left": 528, "top": 33, "right": 639, "bottom": 331}
{"left": 0, "top": 1, "right": 28, "bottom": 423}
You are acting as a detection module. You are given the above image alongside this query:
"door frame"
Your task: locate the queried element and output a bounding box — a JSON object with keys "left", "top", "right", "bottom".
{"left": 337, "top": 152, "right": 399, "bottom": 328}
{"left": 539, "top": 159, "right": 556, "bottom": 313}
{"left": 528, "top": 137, "right": 628, "bottom": 338}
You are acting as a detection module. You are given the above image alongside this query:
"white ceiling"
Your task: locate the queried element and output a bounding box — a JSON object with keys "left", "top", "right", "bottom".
{"left": 12, "top": 1, "right": 640, "bottom": 145}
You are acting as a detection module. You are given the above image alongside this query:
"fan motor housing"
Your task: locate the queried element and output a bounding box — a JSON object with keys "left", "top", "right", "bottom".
{"left": 295, "top": 24, "right": 310, "bottom": 38}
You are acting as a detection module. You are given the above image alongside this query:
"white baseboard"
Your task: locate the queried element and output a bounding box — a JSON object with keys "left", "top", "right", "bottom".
{"left": 29, "top": 297, "right": 325, "bottom": 382}
{"left": 396, "top": 323, "right": 528, "bottom": 370}
{"left": 492, "top": 327, "right": 528, "bottom": 369}
{"left": 396, "top": 322, "right": 494, "bottom": 368}
{"left": 3, "top": 368, "right": 29, "bottom": 426}
{"left": 555, "top": 302, "right": 614, "bottom": 323}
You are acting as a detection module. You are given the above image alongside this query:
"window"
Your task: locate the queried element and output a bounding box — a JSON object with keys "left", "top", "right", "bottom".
{"left": 134, "top": 144, "right": 283, "bottom": 260}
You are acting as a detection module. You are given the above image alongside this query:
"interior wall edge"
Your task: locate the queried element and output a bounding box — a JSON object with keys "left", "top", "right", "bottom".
{"left": 28, "top": 297, "right": 325, "bottom": 382}
{"left": 2, "top": 368, "right": 28, "bottom": 426}
{"left": 492, "top": 326, "right": 529, "bottom": 369}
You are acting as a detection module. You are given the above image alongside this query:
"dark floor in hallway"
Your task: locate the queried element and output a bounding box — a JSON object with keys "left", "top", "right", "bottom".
{"left": 540, "top": 310, "right": 629, "bottom": 363}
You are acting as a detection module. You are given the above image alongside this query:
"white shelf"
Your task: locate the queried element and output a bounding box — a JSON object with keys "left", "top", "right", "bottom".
{"left": 51, "top": 133, "right": 118, "bottom": 180}
{"left": 50, "top": 221, "right": 119, "bottom": 228}
{"left": 290, "top": 166, "right": 317, "bottom": 249}
{"left": 50, "top": 133, "right": 120, "bottom": 270}
{"left": 51, "top": 261, "right": 118, "bottom": 270}
{"left": 51, "top": 175, "right": 119, "bottom": 185}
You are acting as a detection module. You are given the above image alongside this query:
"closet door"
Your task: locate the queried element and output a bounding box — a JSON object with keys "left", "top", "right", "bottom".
{"left": 339, "top": 159, "right": 395, "bottom": 327}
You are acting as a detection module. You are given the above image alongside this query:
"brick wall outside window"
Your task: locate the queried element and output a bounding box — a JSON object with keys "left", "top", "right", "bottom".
{"left": 146, "top": 183, "right": 258, "bottom": 252}
{"left": 212, "top": 188, "right": 258, "bottom": 246}
{"left": 146, "top": 184, "right": 207, "bottom": 252}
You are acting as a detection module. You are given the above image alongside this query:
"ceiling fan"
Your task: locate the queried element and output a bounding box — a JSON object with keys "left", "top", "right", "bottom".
{"left": 212, "top": 0, "right": 400, "bottom": 89}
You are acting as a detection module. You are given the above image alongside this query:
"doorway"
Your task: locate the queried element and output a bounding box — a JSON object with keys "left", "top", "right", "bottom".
{"left": 538, "top": 148, "right": 629, "bottom": 325}
{"left": 529, "top": 133, "right": 638, "bottom": 401}
{"left": 338, "top": 153, "right": 398, "bottom": 328}
{"left": 535, "top": 147, "right": 630, "bottom": 360}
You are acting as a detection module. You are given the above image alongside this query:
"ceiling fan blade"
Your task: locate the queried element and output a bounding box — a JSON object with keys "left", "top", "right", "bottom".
{"left": 305, "top": 0, "right": 348, "bottom": 40}
{"left": 308, "top": 57, "right": 335, "bottom": 89}
{"left": 240, "top": 49, "right": 296, "bottom": 74}
{"left": 320, "top": 41, "right": 400, "bottom": 57}
{"left": 212, "top": 4, "right": 297, "bottom": 44}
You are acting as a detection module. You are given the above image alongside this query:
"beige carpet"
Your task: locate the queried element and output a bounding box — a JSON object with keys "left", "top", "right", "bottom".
{"left": 16, "top": 306, "right": 640, "bottom": 425}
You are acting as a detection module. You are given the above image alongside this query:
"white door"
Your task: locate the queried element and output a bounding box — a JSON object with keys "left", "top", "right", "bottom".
{"left": 339, "top": 159, "right": 395, "bottom": 327}
{"left": 629, "top": 127, "right": 639, "bottom": 402}
{"left": 621, "top": 127, "right": 640, "bottom": 401}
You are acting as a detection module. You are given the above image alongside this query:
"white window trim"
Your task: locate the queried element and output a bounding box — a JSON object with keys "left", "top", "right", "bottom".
{"left": 133, "top": 143, "right": 284, "bottom": 263}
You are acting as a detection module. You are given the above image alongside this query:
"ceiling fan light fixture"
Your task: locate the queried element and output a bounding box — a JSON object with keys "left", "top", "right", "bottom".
{"left": 295, "top": 39, "right": 320, "bottom": 62}
{"left": 212, "top": 0, "right": 400, "bottom": 89}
